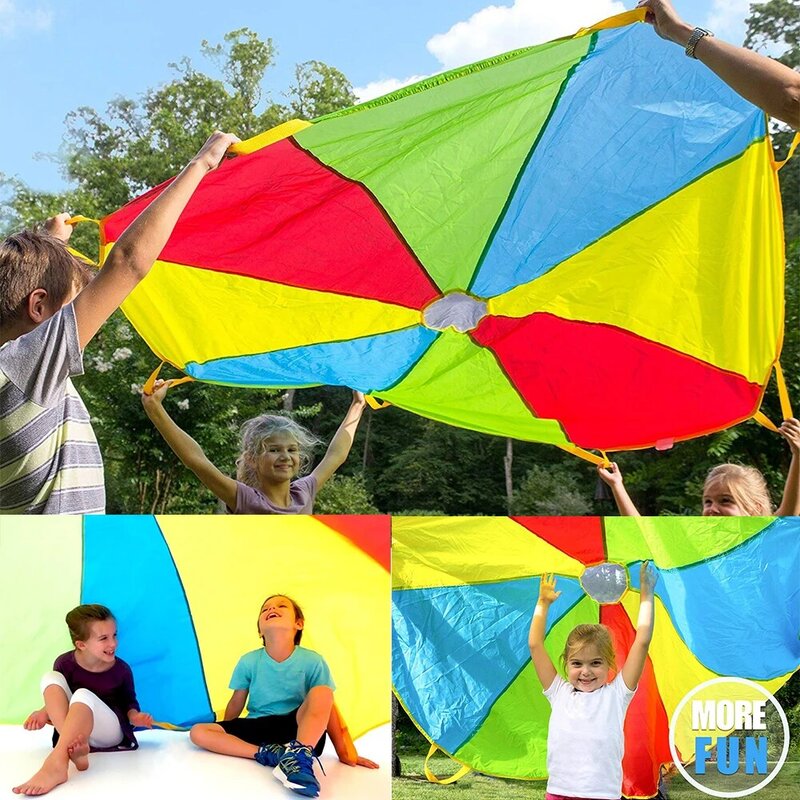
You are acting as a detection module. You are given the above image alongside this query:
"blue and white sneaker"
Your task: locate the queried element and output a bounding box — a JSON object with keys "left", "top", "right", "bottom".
{"left": 273, "top": 741, "right": 321, "bottom": 797}
{"left": 254, "top": 742, "right": 286, "bottom": 767}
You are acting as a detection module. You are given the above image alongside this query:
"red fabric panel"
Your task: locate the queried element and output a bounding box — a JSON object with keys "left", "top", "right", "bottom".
{"left": 101, "top": 139, "right": 439, "bottom": 309}
{"left": 316, "top": 515, "right": 390, "bottom": 572}
{"left": 472, "top": 313, "right": 762, "bottom": 451}
{"left": 601, "top": 605, "right": 672, "bottom": 799}
{"left": 511, "top": 517, "right": 605, "bottom": 564}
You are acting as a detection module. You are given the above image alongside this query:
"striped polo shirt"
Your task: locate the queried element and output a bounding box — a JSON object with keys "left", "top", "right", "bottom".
{"left": 0, "top": 304, "right": 105, "bottom": 514}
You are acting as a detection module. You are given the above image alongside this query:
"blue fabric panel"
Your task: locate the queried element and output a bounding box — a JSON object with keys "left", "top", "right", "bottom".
{"left": 471, "top": 23, "right": 765, "bottom": 297}
{"left": 629, "top": 518, "right": 800, "bottom": 679}
{"left": 83, "top": 516, "right": 213, "bottom": 727}
{"left": 392, "top": 576, "right": 585, "bottom": 753}
{"left": 185, "top": 326, "right": 438, "bottom": 390}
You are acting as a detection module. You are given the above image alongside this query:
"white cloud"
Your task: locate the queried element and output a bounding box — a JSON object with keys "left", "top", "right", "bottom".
{"left": 704, "top": 0, "right": 749, "bottom": 46}
{"left": 0, "top": 0, "right": 53, "bottom": 37}
{"left": 426, "top": 0, "right": 626, "bottom": 70}
{"left": 354, "top": 75, "right": 429, "bottom": 103}
{"left": 355, "top": 0, "right": 626, "bottom": 103}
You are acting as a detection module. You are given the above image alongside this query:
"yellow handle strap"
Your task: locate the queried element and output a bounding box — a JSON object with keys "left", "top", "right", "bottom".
{"left": 557, "top": 443, "right": 611, "bottom": 467}
{"left": 573, "top": 7, "right": 646, "bottom": 38}
{"left": 60, "top": 215, "right": 101, "bottom": 266}
{"left": 753, "top": 410, "right": 780, "bottom": 433}
{"left": 423, "top": 744, "right": 472, "bottom": 784}
{"left": 774, "top": 131, "right": 800, "bottom": 171}
{"left": 66, "top": 214, "right": 101, "bottom": 226}
{"left": 753, "top": 361, "right": 794, "bottom": 432}
{"left": 143, "top": 362, "right": 194, "bottom": 395}
{"left": 774, "top": 361, "right": 793, "bottom": 419}
{"left": 365, "top": 394, "right": 392, "bottom": 410}
{"left": 152, "top": 720, "right": 188, "bottom": 732}
{"left": 230, "top": 119, "right": 312, "bottom": 155}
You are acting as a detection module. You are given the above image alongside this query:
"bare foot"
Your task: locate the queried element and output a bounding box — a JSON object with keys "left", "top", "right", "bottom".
{"left": 12, "top": 756, "right": 68, "bottom": 796}
{"left": 68, "top": 734, "right": 89, "bottom": 771}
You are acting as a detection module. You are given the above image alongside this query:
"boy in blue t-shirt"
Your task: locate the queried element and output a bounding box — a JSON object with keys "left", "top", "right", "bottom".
{"left": 189, "top": 594, "right": 378, "bottom": 798}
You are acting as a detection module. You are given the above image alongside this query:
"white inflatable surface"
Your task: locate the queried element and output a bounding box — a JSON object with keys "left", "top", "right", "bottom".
{"left": 0, "top": 724, "right": 390, "bottom": 799}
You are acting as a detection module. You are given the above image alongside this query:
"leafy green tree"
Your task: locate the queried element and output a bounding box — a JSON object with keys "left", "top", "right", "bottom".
{"left": 1, "top": 29, "right": 356, "bottom": 514}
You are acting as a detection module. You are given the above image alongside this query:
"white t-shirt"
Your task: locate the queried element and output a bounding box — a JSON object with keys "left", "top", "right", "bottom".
{"left": 544, "top": 673, "right": 636, "bottom": 799}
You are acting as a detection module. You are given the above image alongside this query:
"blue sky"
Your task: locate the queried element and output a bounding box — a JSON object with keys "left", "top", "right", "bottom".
{"left": 1, "top": 0, "right": 752, "bottom": 194}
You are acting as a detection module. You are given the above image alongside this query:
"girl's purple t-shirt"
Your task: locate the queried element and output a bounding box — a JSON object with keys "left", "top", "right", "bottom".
{"left": 53, "top": 651, "right": 140, "bottom": 750}
{"left": 233, "top": 475, "right": 318, "bottom": 514}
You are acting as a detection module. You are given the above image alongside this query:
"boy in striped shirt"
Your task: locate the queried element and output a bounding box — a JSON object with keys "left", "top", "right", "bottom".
{"left": 0, "top": 131, "right": 238, "bottom": 514}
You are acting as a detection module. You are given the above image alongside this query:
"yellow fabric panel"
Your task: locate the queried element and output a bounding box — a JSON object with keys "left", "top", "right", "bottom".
{"left": 619, "top": 593, "right": 790, "bottom": 760}
{"left": 490, "top": 141, "right": 783, "bottom": 383}
{"left": 392, "top": 517, "right": 585, "bottom": 590}
{"left": 231, "top": 119, "right": 313, "bottom": 155}
{"left": 0, "top": 517, "right": 81, "bottom": 721}
{"left": 157, "top": 516, "right": 390, "bottom": 739}
{"left": 117, "top": 259, "right": 421, "bottom": 367}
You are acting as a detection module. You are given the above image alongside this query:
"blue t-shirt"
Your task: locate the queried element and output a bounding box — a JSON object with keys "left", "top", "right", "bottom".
{"left": 229, "top": 646, "right": 335, "bottom": 717}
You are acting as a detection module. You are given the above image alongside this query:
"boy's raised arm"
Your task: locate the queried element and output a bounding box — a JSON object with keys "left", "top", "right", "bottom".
{"left": 528, "top": 574, "right": 559, "bottom": 691}
{"left": 621, "top": 562, "right": 656, "bottom": 691}
{"left": 72, "top": 131, "right": 239, "bottom": 349}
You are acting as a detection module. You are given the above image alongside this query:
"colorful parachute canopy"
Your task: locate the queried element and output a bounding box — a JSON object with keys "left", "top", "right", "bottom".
{"left": 103, "top": 9, "right": 784, "bottom": 454}
{"left": 392, "top": 516, "right": 800, "bottom": 797}
{"left": 1, "top": 515, "right": 390, "bottom": 738}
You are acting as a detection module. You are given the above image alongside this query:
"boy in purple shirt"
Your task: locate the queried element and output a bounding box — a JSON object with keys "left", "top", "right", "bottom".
{"left": 12, "top": 604, "right": 153, "bottom": 796}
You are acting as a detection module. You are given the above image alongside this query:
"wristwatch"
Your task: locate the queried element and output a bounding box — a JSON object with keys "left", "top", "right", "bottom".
{"left": 685, "top": 27, "right": 714, "bottom": 59}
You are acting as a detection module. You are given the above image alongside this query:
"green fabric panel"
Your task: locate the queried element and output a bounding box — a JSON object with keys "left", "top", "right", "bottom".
{"left": 604, "top": 517, "right": 772, "bottom": 569}
{"left": 0, "top": 518, "right": 82, "bottom": 722}
{"left": 453, "top": 596, "right": 597, "bottom": 778}
{"left": 382, "top": 331, "right": 569, "bottom": 444}
{"left": 297, "top": 36, "right": 592, "bottom": 293}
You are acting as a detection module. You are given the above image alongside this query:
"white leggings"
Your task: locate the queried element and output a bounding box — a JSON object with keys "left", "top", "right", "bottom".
{"left": 41, "top": 671, "right": 124, "bottom": 749}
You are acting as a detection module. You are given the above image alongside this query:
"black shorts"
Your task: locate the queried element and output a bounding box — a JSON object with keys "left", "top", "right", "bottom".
{"left": 218, "top": 709, "right": 326, "bottom": 755}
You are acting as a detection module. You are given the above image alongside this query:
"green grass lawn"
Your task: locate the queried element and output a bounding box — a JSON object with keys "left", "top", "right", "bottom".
{"left": 393, "top": 752, "right": 800, "bottom": 800}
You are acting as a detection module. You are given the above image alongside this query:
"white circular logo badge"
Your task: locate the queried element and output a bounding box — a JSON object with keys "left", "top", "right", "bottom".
{"left": 668, "top": 677, "right": 790, "bottom": 798}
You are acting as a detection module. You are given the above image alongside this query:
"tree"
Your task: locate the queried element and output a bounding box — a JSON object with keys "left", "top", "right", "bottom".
{"left": 1, "top": 29, "right": 356, "bottom": 513}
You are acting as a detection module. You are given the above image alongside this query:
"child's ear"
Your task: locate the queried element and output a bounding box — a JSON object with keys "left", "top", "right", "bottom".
{"left": 75, "top": 640, "right": 86, "bottom": 651}
{"left": 26, "top": 289, "right": 51, "bottom": 323}
{"left": 296, "top": 618, "right": 304, "bottom": 630}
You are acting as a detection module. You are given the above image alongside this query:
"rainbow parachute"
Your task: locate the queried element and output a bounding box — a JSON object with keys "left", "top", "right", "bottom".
{"left": 103, "top": 9, "right": 786, "bottom": 457}
{"left": 1, "top": 516, "right": 390, "bottom": 738}
{"left": 392, "top": 516, "right": 800, "bottom": 797}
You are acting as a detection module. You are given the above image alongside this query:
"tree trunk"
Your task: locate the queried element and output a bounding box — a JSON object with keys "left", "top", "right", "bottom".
{"left": 282, "top": 389, "right": 295, "bottom": 412}
{"left": 504, "top": 438, "right": 514, "bottom": 513}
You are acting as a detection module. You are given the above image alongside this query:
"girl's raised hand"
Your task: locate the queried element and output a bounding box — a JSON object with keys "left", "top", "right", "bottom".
{"left": 352, "top": 390, "right": 366, "bottom": 407}
{"left": 141, "top": 378, "right": 173, "bottom": 408}
{"left": 538, "top": 573, "right": 561, "bottom": 604}
{"left": 22, "top": 709, "right": 49, "bottom": 730}
{"left": 779, "top": 417, "right": 800, "bottom": 454}
{"left": 597, "top": 462, "right": 624, "bottom": 487}
{"left": 640, "top": 560, "right": 657, "bottom": 597}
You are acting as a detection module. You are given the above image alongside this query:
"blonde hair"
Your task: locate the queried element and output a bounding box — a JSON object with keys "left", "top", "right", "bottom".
{"left": 561, "top": 624, "right": 616, "bottom": 672}
{"left": 235, "top": 415, "right": 321, "bottom": 487}
{"left": 703, "top": 464, "right": 772, "bottom": 516}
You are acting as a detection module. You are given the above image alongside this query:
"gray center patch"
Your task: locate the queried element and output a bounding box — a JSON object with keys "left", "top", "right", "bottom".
{"left": 580, "top": 563, "right": 628, "bottom": 604}
{"left": 422, "top": 293, "right": 488, "bottom": 333}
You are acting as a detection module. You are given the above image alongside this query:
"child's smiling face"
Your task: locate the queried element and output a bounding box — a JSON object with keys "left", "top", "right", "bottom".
{"left": 76, "top": 619, "right": 118, "bottom": 666}
{"left": 256, "top": 433, "right": 300, "bottom": 484}
{"left": 701, "top": 478, "right": 744, "bottom": 516}
{"left": 566, "top": 643, "right": 610, "bottom": 692}
{"left": 258, "top": 595, "right": 303, "bottom": 641}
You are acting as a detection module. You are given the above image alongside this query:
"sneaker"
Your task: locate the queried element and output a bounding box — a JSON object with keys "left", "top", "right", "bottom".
{"left": 254, "top": 742, "right": 286, "bottom": 767}
{"left": 273, "top": 741, "right": 320, "bottom": 797}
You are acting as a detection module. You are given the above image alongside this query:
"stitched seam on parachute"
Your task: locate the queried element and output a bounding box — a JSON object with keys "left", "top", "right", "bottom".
{"left": 465, "top": 32, "right": 600, "bottom": 295}
{"left": 287, "top": 137, "right": 442, "bottom": 299}
{"left": 156, "top": 518, "right": 215, "bottom": 724}
{"left": 498, "top": 135, "right": 770, "bottom": 301}
{"left": 449, "top": 591, "right": 589, "bottom": 764}
{"left": 313, "top": 41, "right": 581, "bottom": 123}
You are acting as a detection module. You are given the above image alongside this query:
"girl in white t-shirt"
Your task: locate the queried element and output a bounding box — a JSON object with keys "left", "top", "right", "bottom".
{"left": 528, "top": 563, "right": 656, "bottom": 800}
